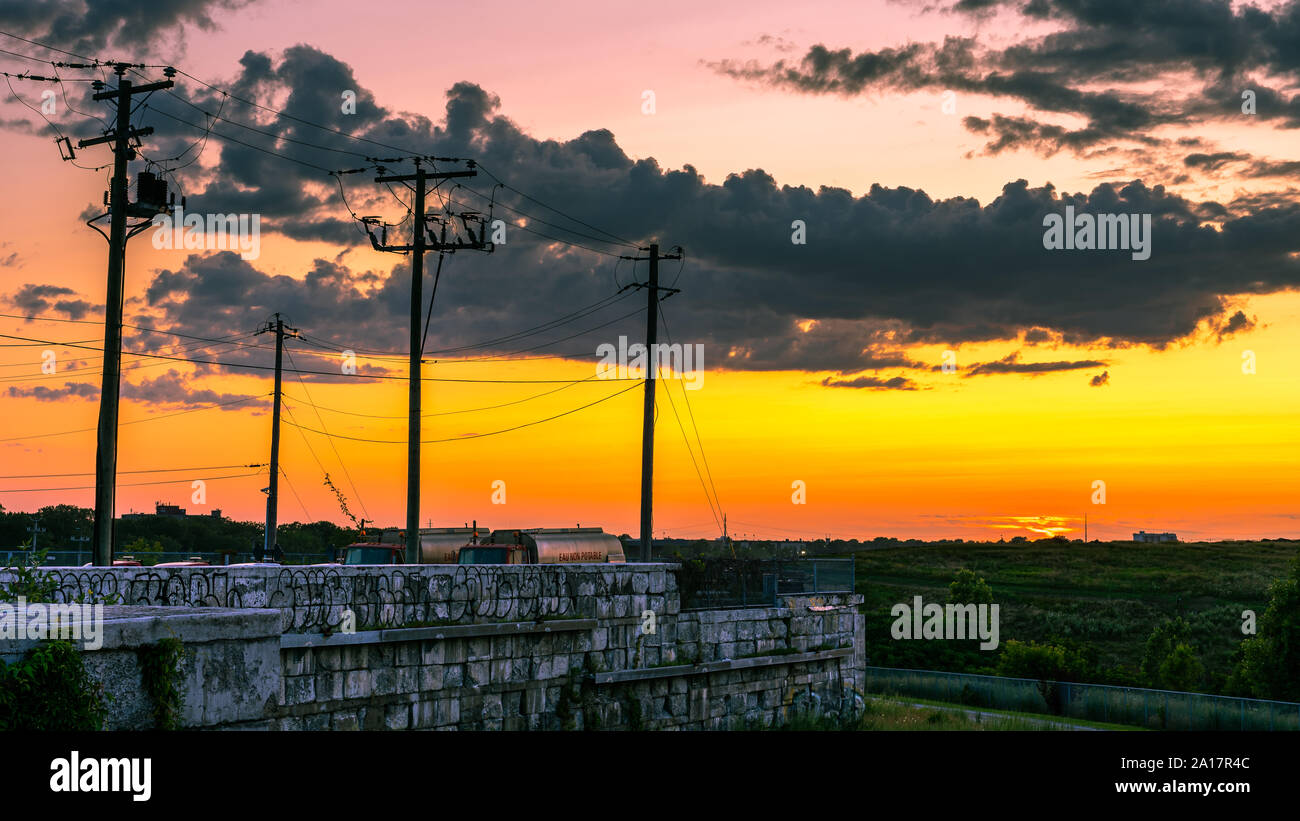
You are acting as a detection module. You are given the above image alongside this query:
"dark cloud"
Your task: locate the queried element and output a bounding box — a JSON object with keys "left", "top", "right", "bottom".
{"left": 710, "top": 0, "right": 1300, "bottom": 156}
{"left": 9, "top": 43, "right": 1292, "bottom": 384}
{"left": 1214, "top": 309, "right": 1256, "bottom": 339}
{"left": 1089, "top": 370, "right": 1110, "bottom": 387}
{"left": 6, "top": 381, "right": 98, "bottom": 401}
{"left": 964, "top": 351, "right": 1107, "bottom": 377}
{"left": 0, "top": 0, "right": 258, "bottom": 57}
{"left": 821, "top": 374, "right": 918, "bottom": 390}
{"left": 122, "top": 48, "right": 1300, "bottom": 376}
{"left": 1023, "top": 327, "right": 1056, "bottom": 345}
{"left": 120, "top": 369, "right": 261, "bottom": 408}
{"left": 4, "top": 284, "right": 103, "bottom": 320}
{"left": 1184, "top": 152, "right": 1251, "bottom": 172}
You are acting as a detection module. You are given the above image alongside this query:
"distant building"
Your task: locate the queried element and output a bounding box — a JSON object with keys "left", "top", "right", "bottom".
{"left": 1133, "top": 530, "right": 1177, "bottom": 543}
{"left": 122, "top": 502, "right": 223, "bottom": 520}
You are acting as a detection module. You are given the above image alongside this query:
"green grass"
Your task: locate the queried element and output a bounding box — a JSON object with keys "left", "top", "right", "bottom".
{"left": 869, "top": 693, "right": 1143, "bottom": 731}
{"left": 773, "top": 697, "right": 1076, "bottom": 731}
{"left": 850, "top": 539, "right": 1298, "bottom": 692}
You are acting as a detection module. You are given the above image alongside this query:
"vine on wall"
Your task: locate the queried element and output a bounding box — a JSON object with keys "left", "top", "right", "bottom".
{"left": 138, "top": 638, "right": 188, "bottom": 730}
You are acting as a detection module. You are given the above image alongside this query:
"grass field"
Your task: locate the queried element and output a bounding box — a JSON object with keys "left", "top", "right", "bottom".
{"left": 850, "top": 539, "right": 1299, "bottom": 692}
{"left": 775, "top": 696, "right": 1096, "bottom": 731}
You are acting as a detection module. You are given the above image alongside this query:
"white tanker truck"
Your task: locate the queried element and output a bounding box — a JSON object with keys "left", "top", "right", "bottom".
{"left": 339, "top": 524, "right": 625, "bottom": 565}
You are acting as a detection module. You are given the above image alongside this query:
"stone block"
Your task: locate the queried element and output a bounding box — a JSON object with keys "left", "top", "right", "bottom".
{"left": 332, "top": 711, "right": 359, "bottom": 731}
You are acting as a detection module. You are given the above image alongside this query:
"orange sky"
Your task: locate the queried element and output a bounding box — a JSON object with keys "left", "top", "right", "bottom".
{"left": 1, "top": 1, "right": 1297, "bottom": 542}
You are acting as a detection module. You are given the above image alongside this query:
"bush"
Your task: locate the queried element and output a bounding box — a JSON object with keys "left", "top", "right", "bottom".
{"left": 1157, "top": 644, "right": 1204, "bottom": 692}
{"left": 0, "top": 641, "right": 108, "bottom": 730}
{"left": 1233, "top": 554, "right": 1300, "bottom": 700}
{"left": 948, "top": 568, "right": 994, "bottom": 604}
{"left": 1141, "top": 616, "right": 1192, "bottom": 687}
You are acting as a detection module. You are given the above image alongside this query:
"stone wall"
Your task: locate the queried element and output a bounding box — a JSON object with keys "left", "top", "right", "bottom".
{"left": 0, "top": 606, "right": 280, "bottom": 730}
{"left": 264, "top": 593, "right": 863, "bottom": 730}
{"left": 2, "top": 564, "right": 672, "bottom": 633}
{"left": 0, "top": 565, "right": 864, "bottom": 730}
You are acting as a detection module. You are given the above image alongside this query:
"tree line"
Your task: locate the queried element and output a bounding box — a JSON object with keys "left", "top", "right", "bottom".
{"left": 0, "top": 503, "right": 359, "bottom": 559}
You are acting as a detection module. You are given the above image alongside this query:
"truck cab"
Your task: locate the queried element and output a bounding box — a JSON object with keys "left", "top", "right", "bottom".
{"left": 341, "top": 543, "right": 404, "bottom": 565}
{"left": 341, "top": 525, "right": 491, "bottom": 565}
{"left": 456, "top": 544, "right": 529, "bottom": 564}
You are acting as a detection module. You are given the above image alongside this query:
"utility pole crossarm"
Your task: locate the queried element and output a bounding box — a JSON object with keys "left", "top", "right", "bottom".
{"left": 77, "top": 126, "right": 154, "bottom": 148}
{"left": 373, "top": 170, "right": 476, "bottom": 183}
{"left": 91, "top": 79, "right": 173, "bottom": 101}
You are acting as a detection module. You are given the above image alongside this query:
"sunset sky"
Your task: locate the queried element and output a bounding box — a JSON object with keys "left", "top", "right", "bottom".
{"left": 1, "top": 0, "right": 1298, "bottom": 542}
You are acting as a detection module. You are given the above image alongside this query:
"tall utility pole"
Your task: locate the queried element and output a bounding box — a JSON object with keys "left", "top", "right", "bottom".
{"left": 77, "top": 65, "right": 175, "bottom": 567}
{"left": 365, "top": 159, "right": 487, "bottom": 560}
{"left": 256, "top": 313, "right": 299, "bottom": 556}
{"left": 620, "top": 244, "right": 683, "bottom": 562}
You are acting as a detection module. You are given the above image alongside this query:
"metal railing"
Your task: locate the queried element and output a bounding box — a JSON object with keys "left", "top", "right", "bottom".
{"left": 0, "top": 550, "right": 331, "bottom": 567}
{"left": 678, "top": 558, "right": 855, "bottom": 610}
{"left": 862, "top": 665, "right": 1300, "bottom": 731}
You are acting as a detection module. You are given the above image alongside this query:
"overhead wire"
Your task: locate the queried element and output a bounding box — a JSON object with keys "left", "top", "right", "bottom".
{"left": 0, "top": 463, "right": 264, "bottom": 479}
{"left": 0, "top": 332, "right": 635, "bottom": 382}
{"left": 0, "top": 470, "right": 265, "bottom": 494}
{"left": 282, "top": 347, "right": 371, "bottom": 520}
{"left": 0, "top": 393, "right": 268, "bottom": 443}
{"left": 658, "top": 300, "right": 723, "bottom": 530}
{"left": 281, "top": 381, "right": 641, "bottom": 444}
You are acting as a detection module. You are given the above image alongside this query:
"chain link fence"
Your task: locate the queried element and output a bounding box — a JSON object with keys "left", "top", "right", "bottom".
{"left": 863, "top": 665, "right": 1300, "bottom": 730}
{"left": 679, "top": 558, "right": 854, "bottom": 610}
{"left": 0, "top": 550, "right": 330, "bottom": 567}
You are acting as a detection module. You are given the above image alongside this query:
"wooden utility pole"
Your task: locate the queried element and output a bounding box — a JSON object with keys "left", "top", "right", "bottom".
{"left": 79, "top": 65, "right": 174, "bottom": 566}
{"left": 620, "top": 243, "right": 682, "bottom": 562}
{"left": 366, "top": 160, "right": 484, "bottom": 560}
{"left": 256, "top": 313, "right": 299, "bottom": 556}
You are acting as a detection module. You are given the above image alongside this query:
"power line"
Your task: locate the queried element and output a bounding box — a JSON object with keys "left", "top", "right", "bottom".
{"left": 279, "top": 371, "right": 610, "bottom": 420}
{"left": 142, "top": 103, "right": 339, "bottom": 174}
{"left": 0, "top": 463, "right": 265, "bottom": 480}
{"left": 0, "top": 31, "right": 96, "bottom": 61}
{"left": 0, "top": 333, "right": 640, "bottom": 382}
{"left": 0, "top": 470, "right": 264, "bottom": 494}
{"left": 0, "top": 335, "right": 257, "bottom": 383}
{"left": 1, "top": 34, "right": 642, "bottom": 259}
{"left": 140, "top": 96, "right": 372, "bottom": 160}
{"left": 283, "top": 347, "right": 370, "bottom": 521}
{"left": 476, "top": 162, "right": 638, "bottom": 246}
{"left": 453, "top": 182, "right": 635, "bottom": 250}
{"left": 3, "top": 74, "right": 111, "bottom": 171}
{"left": 655, "top": 354, "right": 722, "bottom": 535}
{"left": 278, "top": 465, "right": 313, "bottom": 522}
{"left": 279, "top": 403, "right": 334, "bottom": 492}
{"left": 293, "top": 290, "right": 635, "bottom": 359}
{"left": 281, "top": 381, "right": 640, "bottom": 444}
{"left": 658, "top": 302, "right": 722, "bottom": 525}
{"left": 0, "top": 331, "right": 256, "bottom": 373}
{"left": 0, "top": 393, "right": 267, "bottom": 442}
{"left": 168, "top": 65, "right": 422, "bottom": 157}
